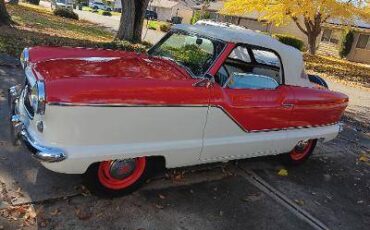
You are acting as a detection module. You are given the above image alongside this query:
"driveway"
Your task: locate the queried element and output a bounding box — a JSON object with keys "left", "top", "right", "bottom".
{"left": 0, "top": 58, "right": 369, "bottom": 229}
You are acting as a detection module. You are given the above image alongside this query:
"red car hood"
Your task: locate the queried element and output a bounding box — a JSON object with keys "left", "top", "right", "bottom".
{"left": 33, "top": 53, "right": 190, "bottom": 82}
{"left": 31, "top": 51, "right": 192, "bottom": 104}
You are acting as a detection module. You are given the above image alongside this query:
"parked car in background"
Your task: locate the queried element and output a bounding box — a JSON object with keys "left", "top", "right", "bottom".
{"left": 89, "top": 1, "right": 112, "bottom": 11}
{"left": 9, "top": 22, "right": 348, "bottom": 197}
{"left": 51, "top": 0, "right": 73, "bottom": 10}
{"left": 145, "top": 10, "right": 158, "bottom": 20}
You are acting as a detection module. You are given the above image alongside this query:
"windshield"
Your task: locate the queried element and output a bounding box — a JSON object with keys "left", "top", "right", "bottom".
{"left": 148, "top": 31, "right": 226, "bottom": 77}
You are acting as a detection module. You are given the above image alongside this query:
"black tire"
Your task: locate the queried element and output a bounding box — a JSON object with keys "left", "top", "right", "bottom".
{"left": 308, "top": 74, "right": 329, "bottom": 88}
{"left": 106, "top": 8, "right": 111, "bottom": 11}
{"left": 281, "top": 139, "right": 317, "bottom": 166}
{"left": 83, "top": 157, "right": 152, "bottom": 197}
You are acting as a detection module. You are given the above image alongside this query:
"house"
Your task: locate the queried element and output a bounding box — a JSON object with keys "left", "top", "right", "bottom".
{"left": 318, "top": 20, "right": 370, "bottom": 64}
{"left": 111, "top": 0, "right": 194, "bottom": 23}
{"left": 192, "top": 1, "right": 370, "bottom": 64}
{"left": 147, "top": 0, "right": 194, "bottom": 23}
{"left": 192, "top": 1, "right": 308, "bottom": 42}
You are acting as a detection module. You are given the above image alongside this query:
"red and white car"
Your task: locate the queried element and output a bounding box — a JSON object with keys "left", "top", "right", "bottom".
{"left": 8, "top": 22, "right": 348, "bottom": 196}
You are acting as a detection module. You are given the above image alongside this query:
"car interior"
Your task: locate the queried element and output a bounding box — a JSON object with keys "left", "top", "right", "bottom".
{"left": 215, "top": 46, "right": 282, "bottom": 89}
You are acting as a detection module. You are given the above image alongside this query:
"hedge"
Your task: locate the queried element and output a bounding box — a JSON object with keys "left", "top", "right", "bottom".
{"left": 53, "top": 8, "right": 79, "bottom": 20}
{"left": 339, "top": 30, "right": 354, "bottom": 58}
{"left": 273, "top": 34, "right": 305, "bottom": 51}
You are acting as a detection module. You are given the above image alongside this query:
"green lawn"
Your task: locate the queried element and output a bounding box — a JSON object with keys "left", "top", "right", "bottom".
{"left": 0, "top": 3, "right": 147, "bottom": 56}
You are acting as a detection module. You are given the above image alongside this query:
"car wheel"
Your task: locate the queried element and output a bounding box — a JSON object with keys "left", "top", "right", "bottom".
{"left": 281, "top": 139, "right": 317, "bottom": 165}
{"left": 93, "top": 6, "right": 98, "bottom": 10}
{"left": 106, "top": 8, "right": 111, "bottom": 11}
{"left": 84, "top": 157, "right": 151, "bottom": 197}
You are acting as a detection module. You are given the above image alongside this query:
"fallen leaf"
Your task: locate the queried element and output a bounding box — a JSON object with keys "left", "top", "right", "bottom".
{"left": 155, "top": 204, "right": 164, "bottom": 209}
{"left": 174, "top": 174, "right": 183, "bottom": 181}
{"left": 158, "top": 194, "right": 166, "bottom": 200}
{"left": 294, "top": 199, "right": 305, "bottom": 206}
{"left": 277, "top": 168, "right": 288, "bottom": 176}
{"left": 359, "top": 154, "right": 369, "bottom": 163}
{"left": 50, "top": 208, "right": 60, "bottom": 216}
{"left": 24, "top": 206, "right": 37, "bottom": 219}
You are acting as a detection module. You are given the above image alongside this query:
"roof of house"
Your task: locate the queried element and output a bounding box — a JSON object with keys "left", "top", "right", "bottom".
{"left": 173, "top": 22, "right": 312, "bottom": 88}
{"left": 327, "top": 18, "right": 370, "bottom": 30}
{"left": 192, "top": 0, "right": 224, "bottom": 11}
{"left": 149, "top": 0, "right": 180, "bottom": 9}
{"left": 192, "top": 1, "right": 370, "bottom": 31}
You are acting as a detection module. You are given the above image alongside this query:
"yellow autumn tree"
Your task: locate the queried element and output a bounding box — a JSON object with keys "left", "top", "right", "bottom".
{"left": 222, "top": 0, "right": 370, "bottom": 55}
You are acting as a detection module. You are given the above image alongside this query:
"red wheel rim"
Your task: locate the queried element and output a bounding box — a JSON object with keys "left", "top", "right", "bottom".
{"left": 290, "top": 140, "right": 313, "bottom": 161}
{"left": 98, "top": 157, "right": 146, "bottom": 190}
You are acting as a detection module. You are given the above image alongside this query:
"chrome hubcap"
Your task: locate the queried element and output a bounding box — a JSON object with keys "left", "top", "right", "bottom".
{"left": 295, "top": 140, "right": 310, "bottom": 152}
{"left": 109, "top": 159, "right": 136, "bottom": 180}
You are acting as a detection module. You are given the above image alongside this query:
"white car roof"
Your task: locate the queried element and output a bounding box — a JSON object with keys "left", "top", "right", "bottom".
{"left": 173, "top": 22, "right": 312, "bottom": 87}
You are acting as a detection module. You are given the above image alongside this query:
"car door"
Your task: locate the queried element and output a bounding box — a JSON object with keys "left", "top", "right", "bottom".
{"left": 201, "top": 45, "right": 294, "bottom": 160}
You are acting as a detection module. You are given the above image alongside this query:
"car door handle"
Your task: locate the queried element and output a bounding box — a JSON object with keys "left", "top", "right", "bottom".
{"left": 282, "top": 103, "right": 294, "bottom": 108}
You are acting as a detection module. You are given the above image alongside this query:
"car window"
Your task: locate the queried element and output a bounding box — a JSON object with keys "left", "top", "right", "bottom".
{"left": 252, "top": 49, "right": 280, "bottom": 67}
{"left": 229, "top": 46, "right": 251, "bottom": 63}
{"left": 215, "top": 45, "right": 282, "bottom": 87}
{"left": 149, "top": 32, "right": 225, "bottom": 77}
{"left": 226, "top": 73, "right": 278, "bottom": 89}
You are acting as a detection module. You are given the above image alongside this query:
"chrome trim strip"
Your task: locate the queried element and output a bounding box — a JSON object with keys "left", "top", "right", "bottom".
{"left": 47, "top": 102, "right": 339, "bottom": 133}
{"left": 48, "top": 102, "right": 210, "bottom": 107}
{"left": 20, "top": 48, "right": 30, "bottom": 69}
{"left": 36, "top": 80, "right": 46, "bottom": 115}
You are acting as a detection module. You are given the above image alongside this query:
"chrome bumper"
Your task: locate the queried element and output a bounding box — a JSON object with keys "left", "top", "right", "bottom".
{"left": 8, "top": 85, "right": 66, "bottom": 163}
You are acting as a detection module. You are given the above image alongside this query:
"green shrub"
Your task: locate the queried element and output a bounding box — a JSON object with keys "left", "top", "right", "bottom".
{"left": 160, "top": 24, "right": 170, "bottom": 32}
{"left": 53, "top": 8, "right": 79, "bottom": 20}
{"left": 190, "top": 11, "right": 210, "bottom": 25}
{"left": 101, "top": 40, "right": 147, "bottom": 53}
{"left": 147, "top": 21, "right": 158, "bottom": 30}
{"left": 339, "top": 30, "right": 354, "bottom": 58}
{"left": 273, "top": 34, "right": 304, "bottom": 51}
{"left": 101, "top": 11, "right": 112, "bottom": 16}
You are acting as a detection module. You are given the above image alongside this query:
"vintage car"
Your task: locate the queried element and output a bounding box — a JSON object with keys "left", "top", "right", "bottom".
{"left": 8, "top": 22, "right": 348, "bottom": 196}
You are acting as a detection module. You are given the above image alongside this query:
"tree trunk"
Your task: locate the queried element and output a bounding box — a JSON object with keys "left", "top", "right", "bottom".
{"left": 307, "top": 33, "right": 317, "bottom": 55}
{"left": 132, "top": 0, "right": 149, "bottom": 42}
{"left": 116, "top": 0, "right": 150, "bottom": 43}
{"left": 0, "top": 0, "right": 11, "bottom": 26}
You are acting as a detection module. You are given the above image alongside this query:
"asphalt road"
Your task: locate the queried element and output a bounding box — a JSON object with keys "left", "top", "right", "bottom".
{"left": 0, "top": 59, "right": 369, "bottom": 229}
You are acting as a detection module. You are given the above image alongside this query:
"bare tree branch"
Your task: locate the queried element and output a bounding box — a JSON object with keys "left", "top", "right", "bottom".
{"left": 292, "top": 16, "right": 308, "bottom": 35}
